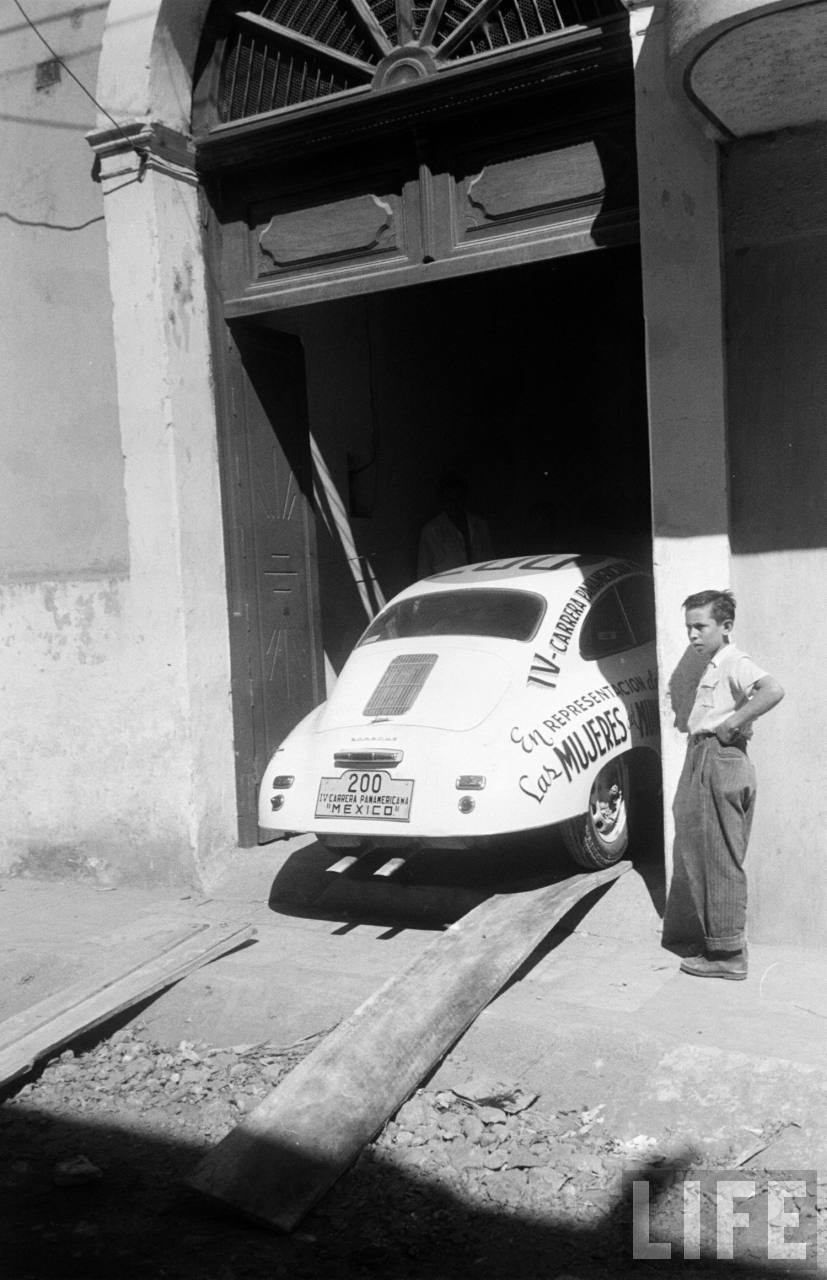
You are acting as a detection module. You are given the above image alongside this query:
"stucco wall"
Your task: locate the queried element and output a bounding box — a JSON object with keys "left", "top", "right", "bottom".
{"left": 723, "top": 126, "right": 827, "bottom": 943}
{"left": 0, "top": 2, "right": 238, "bottom": 886}
{"left": 2, "top": 576, "right": 197, "bottom": 885}
{"left": 0, "top": 3, "right": 133, "bottom": 880}
{"left": 0, "top": 3, "right": 127, "bottom": 577}
{"left": 629, "top": 2, "right": 731, "bottom": 927}
{"left": 633, "top": 6, "right": 826, "bottom": 946}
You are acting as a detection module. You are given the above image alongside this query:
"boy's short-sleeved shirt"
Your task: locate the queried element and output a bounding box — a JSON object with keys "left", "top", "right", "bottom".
{"left": 688, "top": 643, "right": 768, "bottom": 737}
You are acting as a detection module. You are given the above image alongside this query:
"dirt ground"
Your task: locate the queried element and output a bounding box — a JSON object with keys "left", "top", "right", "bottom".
{"left": 2, "top": 1015, "right": 817, "bottom": 1280}
{"left": 2, "top": 850, "right": 825, "bottom": 1280}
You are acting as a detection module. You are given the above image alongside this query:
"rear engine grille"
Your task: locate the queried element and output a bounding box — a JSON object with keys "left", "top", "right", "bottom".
{"left": 362, "top": 654, "right": 438, "bottom": 717}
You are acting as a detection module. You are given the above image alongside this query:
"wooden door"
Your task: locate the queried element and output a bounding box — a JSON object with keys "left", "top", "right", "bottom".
{"left": 225, "top": 324, "right": 324, "bottom": 844}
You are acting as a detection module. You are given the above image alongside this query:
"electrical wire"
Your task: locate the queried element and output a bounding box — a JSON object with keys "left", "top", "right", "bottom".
{"left": 8, "top": 1, "right": 221, "bottom": 290}
{"left": 11, "top": 0, "right": 201, "bottom": 189}
{"left": 11, "top": 0, "right": 145, "bottom": 162}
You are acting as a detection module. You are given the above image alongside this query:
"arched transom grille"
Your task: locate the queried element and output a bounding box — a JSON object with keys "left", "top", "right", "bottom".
{"left": 203, "top": 0, "right": 627, "bottom": 126}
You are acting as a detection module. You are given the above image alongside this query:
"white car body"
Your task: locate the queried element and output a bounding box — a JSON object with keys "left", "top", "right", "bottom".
{"left": 258, "top": 554, "right": 660, "bottom": 851}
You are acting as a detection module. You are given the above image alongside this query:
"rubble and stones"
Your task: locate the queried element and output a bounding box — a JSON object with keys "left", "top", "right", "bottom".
{"left": 0, "top": 1021, "right": 811, "bottom": 1278}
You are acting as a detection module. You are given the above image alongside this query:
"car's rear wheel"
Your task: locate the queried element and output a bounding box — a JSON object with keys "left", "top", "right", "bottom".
{"left": 562, "top": 756, "right": 630, "bottom": 869}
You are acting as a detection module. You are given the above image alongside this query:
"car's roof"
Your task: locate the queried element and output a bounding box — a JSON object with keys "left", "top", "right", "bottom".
{"left": 391, "top": 554, "right": 643, "bottom": 604}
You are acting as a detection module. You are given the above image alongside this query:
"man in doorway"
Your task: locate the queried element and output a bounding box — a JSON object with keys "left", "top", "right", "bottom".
{"left": 669, "top": 589, "right": 784, "bottom": 980}
{"left": 417, "top": 471, "right": 493, "bottom": 578}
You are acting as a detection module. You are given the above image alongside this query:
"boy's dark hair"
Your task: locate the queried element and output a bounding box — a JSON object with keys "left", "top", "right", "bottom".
{"left": 682, "top": 589, "right": 736, "bottom": 624}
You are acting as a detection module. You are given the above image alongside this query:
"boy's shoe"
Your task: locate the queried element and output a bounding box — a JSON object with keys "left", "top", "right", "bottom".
{"left": 680, "top": 947, "right": 748, "bottom": 980}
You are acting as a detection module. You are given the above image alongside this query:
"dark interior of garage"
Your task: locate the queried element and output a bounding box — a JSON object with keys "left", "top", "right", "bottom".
{"left": 266, "top": 243, "right": 650, "bottom": 675}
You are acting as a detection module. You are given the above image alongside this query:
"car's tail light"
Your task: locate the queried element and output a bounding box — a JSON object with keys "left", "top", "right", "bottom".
{"left": 456, "top": 776, "right": 486, "bottom": 790}
{"left": 458, "top": 796, "right": 476, "bottom": 814}
{"left": 272, "top": 776, "right": 294, "bottom": 789}
{"left": 270, "top": 795, "right": 285, "bottom": 812}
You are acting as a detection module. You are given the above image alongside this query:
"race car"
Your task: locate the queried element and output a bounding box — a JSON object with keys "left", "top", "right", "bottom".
{"left": 259, "top": 553, "right": 660, "bottom": 869}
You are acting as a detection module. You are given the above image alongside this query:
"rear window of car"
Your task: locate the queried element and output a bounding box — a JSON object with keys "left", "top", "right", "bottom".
{"left": 358, "top": 589, "right": 546, "bottom": 645}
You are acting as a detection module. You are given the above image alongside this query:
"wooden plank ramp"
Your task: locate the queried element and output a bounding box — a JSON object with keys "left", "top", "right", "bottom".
{"left": 0, "top": 917, "right": 255, "bottom": 1089}
{"left": 188, "top": 862, "right": 629, "bottom": 1231}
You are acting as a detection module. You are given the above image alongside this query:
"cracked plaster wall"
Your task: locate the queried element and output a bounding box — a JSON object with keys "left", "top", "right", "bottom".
{"left": 0, "top": 575, "right": 198, "bottom": 885}
{"left": 0, "top": 2, "right": 128, "bottom": 578}
{"left": 0, "top": 1, "right": 236, "bottom": 886}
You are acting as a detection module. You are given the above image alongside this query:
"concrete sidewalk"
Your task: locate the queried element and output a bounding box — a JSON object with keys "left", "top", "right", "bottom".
{"left": 2, "top": 841, "right": 826, "bottom": 1168}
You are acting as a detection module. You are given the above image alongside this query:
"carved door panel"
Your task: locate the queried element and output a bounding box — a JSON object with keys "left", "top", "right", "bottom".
{"left": 220, "top": 116, "right": 638, "bottom": 313}
{"left": 228, "top": 324, "right": 323, "bottom": 843}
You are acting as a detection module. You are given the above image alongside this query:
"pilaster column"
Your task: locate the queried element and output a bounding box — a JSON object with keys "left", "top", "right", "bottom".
{"left": 624, "top": 2, "right": 731, "bottom": 903}
{"left": 87, "top": 122, "right": 237, "bottom": 884}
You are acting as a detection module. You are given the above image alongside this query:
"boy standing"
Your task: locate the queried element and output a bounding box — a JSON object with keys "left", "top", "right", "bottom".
{"left": 670, "top": 590, "right": 784, "bottom": 980}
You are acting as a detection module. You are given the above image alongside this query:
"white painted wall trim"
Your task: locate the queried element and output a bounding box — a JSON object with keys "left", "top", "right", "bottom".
{"left": 89, "top": 5, "right": 239, "bottom": 885}
{"left": 94, "top": 0, "right": 212, "bottom": 132}
{"left": 628, "top": 2, "right": 732, "bottom": 901}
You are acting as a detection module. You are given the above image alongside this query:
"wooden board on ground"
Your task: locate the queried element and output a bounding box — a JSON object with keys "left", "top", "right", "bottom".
{"left": 0, "top": 918, "right": 255, "bottom": 1088}
{"left": 188, "top": 862, "right": 629, "bottom": 1231}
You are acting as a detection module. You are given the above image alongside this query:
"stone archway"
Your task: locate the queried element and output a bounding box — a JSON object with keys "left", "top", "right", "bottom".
{"left": 87, "top": 0, "right": 239, "bottom": 884}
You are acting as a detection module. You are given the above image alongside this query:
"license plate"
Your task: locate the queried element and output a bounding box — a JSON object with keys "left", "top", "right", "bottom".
{"left": 315, "top": 770, "right": 414, "bottom": 822}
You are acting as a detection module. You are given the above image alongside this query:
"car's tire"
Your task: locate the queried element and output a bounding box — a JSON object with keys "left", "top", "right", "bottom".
{"left": 561, "top": 755, "right": 630, "bottom": 869}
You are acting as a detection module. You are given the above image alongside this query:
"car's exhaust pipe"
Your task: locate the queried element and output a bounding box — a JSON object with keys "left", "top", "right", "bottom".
{"left": 373, "top": 857, "right": 407, "bottom": 878}
{"left": 326, "top": 855, "right": 361, "bottom": 874}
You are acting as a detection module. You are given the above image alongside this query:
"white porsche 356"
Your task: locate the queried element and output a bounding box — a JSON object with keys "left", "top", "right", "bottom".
{"left": 258, "top": 554, "right": 660, "bottom": 869}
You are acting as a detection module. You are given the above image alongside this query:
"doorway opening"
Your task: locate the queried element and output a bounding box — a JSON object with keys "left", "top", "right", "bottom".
{"left": 277, "top": 244, "right": 649, "bottom": 675}
{"left": 226, "top": 243, "right": 650, "bottom": 843}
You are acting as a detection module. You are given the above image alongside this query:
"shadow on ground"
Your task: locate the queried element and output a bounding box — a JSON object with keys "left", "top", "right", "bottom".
{"left": 267, "top": 823, "right": 665, "bottom": 932}
{"left": 0, "top": 1100, "right": 805, "bottom": 1280}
